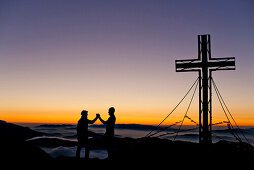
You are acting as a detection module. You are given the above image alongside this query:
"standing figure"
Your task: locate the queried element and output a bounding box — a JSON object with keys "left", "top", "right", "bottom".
{"left": 98, "top": 107, "right": 116, "bottom": 159}
{"left": 76, "top": 110, "right": 99, "bottom": 159}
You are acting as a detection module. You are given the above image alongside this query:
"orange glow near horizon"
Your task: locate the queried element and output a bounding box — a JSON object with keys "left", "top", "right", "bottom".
{"left": 2, "top": 109, "right": 253, "bottom": 126}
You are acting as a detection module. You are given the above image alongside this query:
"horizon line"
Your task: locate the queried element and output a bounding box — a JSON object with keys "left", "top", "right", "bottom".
{"left": 9, "top": 121, "right": 254, "bottom": 127}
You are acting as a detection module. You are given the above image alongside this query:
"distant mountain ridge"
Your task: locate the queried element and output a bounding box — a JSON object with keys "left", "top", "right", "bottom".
{"left": 0, "top": 120, "right": 51, "bottom": 161}
{"left": 0, "top": 120, "right": 46, "bottom": 140}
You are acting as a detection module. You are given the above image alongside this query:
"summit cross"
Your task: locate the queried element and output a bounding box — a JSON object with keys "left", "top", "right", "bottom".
{"left": 175, "top": 34, "right": 235, "bottom": 144}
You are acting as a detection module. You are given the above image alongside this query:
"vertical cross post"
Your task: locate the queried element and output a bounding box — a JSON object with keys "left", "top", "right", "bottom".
{"left": 175, "top": 34, "right": 235, "bottom": 144}
{"left": 200, "top": 35, "right": 210, "bottom": 143}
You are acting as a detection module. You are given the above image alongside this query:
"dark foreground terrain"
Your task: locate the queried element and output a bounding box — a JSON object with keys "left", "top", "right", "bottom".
{"left": 1, "top": 120, "right": 254, "bottom": 168}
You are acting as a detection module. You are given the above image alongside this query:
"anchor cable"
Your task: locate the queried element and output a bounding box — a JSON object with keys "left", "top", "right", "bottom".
{"left": 173, "top": 78, "right": 199, "bottom": 141}
{"left": 212, "top": 78, "right": 249, "bottom": 144}
{"left": 145, "top": 77, "right": 199, "bottom": 137}
{"left": 212, "top": 78, "right": 242, "bottom": 142}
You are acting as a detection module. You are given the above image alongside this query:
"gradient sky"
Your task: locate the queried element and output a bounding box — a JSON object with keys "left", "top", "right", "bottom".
{"left": 0, "top": 0, "right": 253, "bottom": 125}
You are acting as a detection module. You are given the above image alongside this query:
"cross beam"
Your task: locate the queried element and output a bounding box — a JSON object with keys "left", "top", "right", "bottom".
{"left": 175, "top": 35, "right": 235, "bottom": 144}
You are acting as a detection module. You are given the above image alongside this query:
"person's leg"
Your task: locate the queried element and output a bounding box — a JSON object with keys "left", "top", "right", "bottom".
{"left": 107, "top": 148, "right": 112, "bottom": 159}
{"left": 84, "top": 140, "right": 90, "bottom": 159}
{"left": 76, "top": 145, "right": 81, "bottom": 158}
{"left": 106, "top": 137, "right": 113, "bottom": 159}
{"left": 85, "top": 146, "right": 90, "bottom": 159}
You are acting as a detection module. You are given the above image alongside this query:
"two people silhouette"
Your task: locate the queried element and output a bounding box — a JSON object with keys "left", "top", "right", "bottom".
{"left": 76, "top": 107, "right": 116, "bottom": 159}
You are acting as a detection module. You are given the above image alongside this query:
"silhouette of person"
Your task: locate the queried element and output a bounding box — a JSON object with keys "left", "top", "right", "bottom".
{"left": 98, "top": 107, "right": 116, "bottom": 159}
{"left": 76, "top": 110, "right": 99, "bottom": 159}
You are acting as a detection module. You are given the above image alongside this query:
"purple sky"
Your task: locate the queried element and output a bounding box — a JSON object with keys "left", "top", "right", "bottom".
{"left": 0, "top": 0, "right": 253, "bottom": 124}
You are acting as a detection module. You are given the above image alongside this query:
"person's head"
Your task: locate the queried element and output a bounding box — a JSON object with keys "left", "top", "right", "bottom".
{"left": 81, "top": 110, "right": 88, "bottom": 117}
{"left": 108, "top": 107, "right": 115, "bottom": 116}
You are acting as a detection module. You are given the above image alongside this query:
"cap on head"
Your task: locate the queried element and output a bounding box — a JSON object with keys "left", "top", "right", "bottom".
{"left": 81, "top": 110, "right": 88, "bottom": 116}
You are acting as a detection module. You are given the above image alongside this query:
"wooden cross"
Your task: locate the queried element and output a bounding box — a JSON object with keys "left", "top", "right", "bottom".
{"left": 175, "top": 34, "right": 235, "bottom": 144}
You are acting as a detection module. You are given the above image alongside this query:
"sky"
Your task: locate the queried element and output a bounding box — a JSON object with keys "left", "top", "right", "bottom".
{"left": 0, "top": 0, "right": 253, "bottom": 125}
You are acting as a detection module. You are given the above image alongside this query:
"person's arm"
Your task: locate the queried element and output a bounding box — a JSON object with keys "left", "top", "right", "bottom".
{"left": 89, "top": 116, "right": 98, "bottom": 124}
{"left": 98, "top": 116, "right": 107, "bottom": 124}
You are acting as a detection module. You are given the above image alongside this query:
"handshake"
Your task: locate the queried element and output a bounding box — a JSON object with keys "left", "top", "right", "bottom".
{"left": 96, "top": 113, "right": 101, "bottom": 118}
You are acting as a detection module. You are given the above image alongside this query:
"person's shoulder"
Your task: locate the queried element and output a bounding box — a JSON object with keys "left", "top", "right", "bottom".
{"left": 111, "top": 115, "right": 116, "bottom": 121}
{"left": 79, "top": 117, "right": 88, "bottom": 123}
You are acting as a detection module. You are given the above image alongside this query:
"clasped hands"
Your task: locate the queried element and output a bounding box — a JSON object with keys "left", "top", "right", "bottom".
{"left": 96, "top": 113, "right": 101, "bottom": 118}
